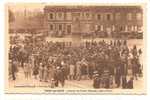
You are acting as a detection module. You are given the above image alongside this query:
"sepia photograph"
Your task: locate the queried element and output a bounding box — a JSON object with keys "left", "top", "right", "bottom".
{"left": 5, "top": 3, "right": 146, "bottom": 94}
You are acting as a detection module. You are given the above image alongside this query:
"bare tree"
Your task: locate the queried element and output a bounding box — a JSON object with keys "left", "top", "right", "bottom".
{"left": 8, "top": 9, "right": 15, "bottom": 22}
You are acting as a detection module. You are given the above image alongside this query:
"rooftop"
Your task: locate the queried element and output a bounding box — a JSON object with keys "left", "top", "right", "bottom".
{"left": 44, "top": 6, "right": 143, "bottom": 12}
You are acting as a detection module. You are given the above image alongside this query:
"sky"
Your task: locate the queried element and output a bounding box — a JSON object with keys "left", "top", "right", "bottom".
{"left": 7, "top": 3, "right": 46, "bottom": 12}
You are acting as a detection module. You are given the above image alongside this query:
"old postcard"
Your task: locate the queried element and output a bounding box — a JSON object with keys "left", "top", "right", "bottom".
{"left": 5, "top": 3, "right": 146, "bottom": 94}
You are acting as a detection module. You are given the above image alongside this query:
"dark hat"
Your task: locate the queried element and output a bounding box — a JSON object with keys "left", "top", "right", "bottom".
{"left": 130, "top": 77, "right": 134, "bottom": 80}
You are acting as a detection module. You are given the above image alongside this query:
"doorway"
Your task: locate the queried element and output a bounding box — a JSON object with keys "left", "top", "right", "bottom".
{"left": 67, "top": 25, "right": 71, "bottom": 35}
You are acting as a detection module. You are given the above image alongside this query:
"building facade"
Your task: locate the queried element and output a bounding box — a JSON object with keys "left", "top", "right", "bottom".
{"left": 44, "top": 6, "right": 143, "bottom": 37}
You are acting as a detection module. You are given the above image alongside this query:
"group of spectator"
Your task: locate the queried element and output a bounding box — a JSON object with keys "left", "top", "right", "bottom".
{"left": 9, "top": 39, "right": 143, "bottom": 89}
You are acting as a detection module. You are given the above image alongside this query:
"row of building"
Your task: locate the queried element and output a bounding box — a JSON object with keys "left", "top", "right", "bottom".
{"left": 44, "top": 6, "right": 143, "bottom": 37}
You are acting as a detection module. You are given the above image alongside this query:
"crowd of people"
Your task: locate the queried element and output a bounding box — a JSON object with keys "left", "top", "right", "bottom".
{"left": 9, "top": 38, "right": 143, "bottom": 89}
{"left": 50, "top": 31, "right": 143, "bottom": 39}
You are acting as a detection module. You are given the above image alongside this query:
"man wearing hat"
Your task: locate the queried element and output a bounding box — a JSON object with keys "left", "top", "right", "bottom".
{"left": 115, "top": 66, "right": 121, "bottom": 88}
{"left": 93, "top": 71, "right": 100, "bottom": 89}
{"left": 76, "top": 61, "right": 82, "bottom": 81}
{"left": 127, "top": 77, "right": 134, "bottom": 89}
{"left": 39, "top": 63, "right": 44, "bottom": 82}
{"left": 54, "top": 66, "right": 65, "bottom": 87}
{"left": 10, "top": 60, "right": 17, "bottom": 80}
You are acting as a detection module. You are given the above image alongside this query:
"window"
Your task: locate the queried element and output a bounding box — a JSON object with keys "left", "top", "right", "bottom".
{"left": 98, "top": 25, "right": 101, "bottom": 31}
{"left": 49, "top": 13, "right": 54, "bottom": 20}
{"left": 120, "top": 26, "right": 123, "bottom": 31}
{"left": 131, "top": 26, "right": 134, "bottom": 31}
{"left": 138, "top": 26, "right": 142, "bottom": 32}
{"left": 95, "top": 25, "right": 98, "bottom": 31}
{"left": 100, "top": 25, "right": 103, "bottom": 31}
{"left": 95, "top": 25, "right": 103, "bottom": 31}
{"left": 136, "top": 13, "right": 142, "bottom": 20}
{"left": 66, "top": 12, "right": 72, "bottom": 20}
{"left": 115, "top": 13, "right": 121, "bottom": 20}
{"left": 67, "top": 25, "right": 71, "bottom": 33}
{"left": 49, "top": 24, "right": 54, "bottom": 30}
{"left": 134, "top": 26, "right": 137, "bottom": 31}
{"left": 86, "top": 13, "right": 90, "bottom": 18}
{"left": 77, "top": 13, "right": 80, "bottom": 16}
{"left": 58, "top": 24, "right": 62, "bottom": 30}
{"left": 106, "top": 14, "right": 111, "bottom": 21}
{"left": 125, "top": 25, "right": 128, "bottom": 32}
{"left": 97, "top": 14, "right": 101, "bottom": 20}
{"left": 127, "top": 13, "right": 132, "bottom": 20}
{"left": 112, "top": 25, "right": 115, "bottom": 31}
{"left": 57, "top": 13, "right": 64, "bottom": 20}
{"left": 76, "top": 13, "right": 81, "bottom": 20}
{"left": 128, "top": 26, "right": 131, "bottom": 31}
{"left": 58, "top": 13, "right": 62, "bottom": 18}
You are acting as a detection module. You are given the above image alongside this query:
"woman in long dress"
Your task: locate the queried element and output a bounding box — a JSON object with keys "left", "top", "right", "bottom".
{"left": 39, "top": 63, "right": 44, "bottom": 81}
{"left": 33, "top": 62, "right": 39, "bottom": 79}
{"left": 69, "top": 64, "right": 75, "bottom": 80}
{"left": 43, "top": 66, "right": 49, "bottom": 82}
{"left": 28, "top": 62, "right": 32, "bottom": 78}
{"left": 24, "top": 62, "right": 29, "bottom": 79}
